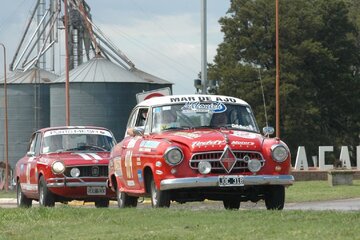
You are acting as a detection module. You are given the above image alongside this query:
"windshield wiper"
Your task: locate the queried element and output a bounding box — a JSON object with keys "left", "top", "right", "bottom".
{"left": 162, "top": 126, "right": 191, "bottom": 131}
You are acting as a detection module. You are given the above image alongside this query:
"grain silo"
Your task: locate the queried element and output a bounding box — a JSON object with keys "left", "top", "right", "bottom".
{"left": 50, "top": 56, "right": 172, "bottom": 141}
{"left": 0, "top": 68, "right": 58, "bottom": 168}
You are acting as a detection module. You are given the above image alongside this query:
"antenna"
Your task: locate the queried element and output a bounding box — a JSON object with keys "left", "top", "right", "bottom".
{"left": 258, "top": 68, "right": 269, "bottom": 127}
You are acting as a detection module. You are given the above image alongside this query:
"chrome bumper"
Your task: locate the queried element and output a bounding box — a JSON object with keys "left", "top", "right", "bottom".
{"left": 47, "top": 177, "right": 107, "bottom": 188}
{"left": 160, "top": 175, "right": 294, "bottom": 191}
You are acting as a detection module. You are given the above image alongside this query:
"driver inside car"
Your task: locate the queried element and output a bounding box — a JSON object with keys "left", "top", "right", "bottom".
{"left": 153, "top": 108, "right": 179, "bottom": 132}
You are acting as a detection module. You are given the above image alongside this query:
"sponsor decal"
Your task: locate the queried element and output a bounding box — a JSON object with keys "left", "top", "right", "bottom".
{"left": 231, "top": 141, "right": 255, "bottom": 146}
{"left": 231, "top": 124, "right": 255, "bottom": 131}
{"left": 44, "top": 129, "right": 112, "bottom": 137}
{"left": 136, "top": 157, "right": 141, "bottom": 166}
{"left": 140, "top": 140, "right": 160, "bottom": 148}
{"left": 170, "top": 96, "right": 237, "bottom": 103}
{"left": 113, "top": 157, "right": 122, "bottom": 177}
{"left": 137, "top": 170, "right": 143, "bottom": 182}
{"left": 231, "top": 131, "right": 257, "bottom": 139}
{"left": 155, "top": 170, "right": 163, "bottom": 175}
{"left": 181, "top": 101, "right": 227, "bottom": 113}
{"left": 172, "top": 132, "right": 200, "bottom": 139}
{"left": 155, "top": 161, "right": 162, "bottom": 167}
{"left": 192, "top": 140, "right": 226, "bottom": 148}
{"left": 139, "top": 148, "right": 152, "bottom": 152}
{"left": 127, "top": 180, "right": 135, "bottom": 187}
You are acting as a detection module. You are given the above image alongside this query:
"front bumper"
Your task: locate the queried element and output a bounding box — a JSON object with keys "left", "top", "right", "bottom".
{"left": 160, "top": 175, "right": 294, "bottom": 191}
{"left": 47, "top": 177, "right": 107, "bottom": 188}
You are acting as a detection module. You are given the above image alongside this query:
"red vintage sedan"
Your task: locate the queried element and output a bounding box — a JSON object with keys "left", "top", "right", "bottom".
{"left": 15, "top": 126, "right": 116, "bottom": 207}
{"left": 108, "top": 95, "right": 294, "bottom": 210}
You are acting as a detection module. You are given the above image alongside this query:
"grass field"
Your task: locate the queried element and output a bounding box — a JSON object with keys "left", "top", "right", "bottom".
{"left": 1, "top": 181, "right": 360, "bottom": 240}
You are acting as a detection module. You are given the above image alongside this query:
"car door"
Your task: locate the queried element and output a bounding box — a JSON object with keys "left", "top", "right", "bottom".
{"left": 121, "top": 107, "right": 149, "bottom": 191}
{"left": 26, "top": 132, "right": 42, "bottom": 197}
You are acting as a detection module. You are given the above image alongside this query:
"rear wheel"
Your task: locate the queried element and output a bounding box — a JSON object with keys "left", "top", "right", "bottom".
{"left": 38, "top": 176, "right": 55, "bottom": 207}
{"left": 95, "top": 199, "right": 109, "bottom": 208}
{"left": 223, "top": 199, "right": 240, "bottom": 210}
{"left": 265, "top": 185, "right": 285, "bottom": 210}
{"left": 16, "top": 180, "right": 32, "bottom": 208}
{"left": 117, "top": 187, "right": 138, "bottom": 208}
{"left": 150, "top": 177, "right": 170, "bottom": 208}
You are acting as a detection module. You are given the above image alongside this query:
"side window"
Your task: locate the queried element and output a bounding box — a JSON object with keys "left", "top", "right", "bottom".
{"left": 28, "top": 133, "right": 37, "bottom": 153}
{"left": 135, "top": 108, "right": 148, "bottom": 127}
{"left": 34, "top": 133, "right": 42, "bottom": 155}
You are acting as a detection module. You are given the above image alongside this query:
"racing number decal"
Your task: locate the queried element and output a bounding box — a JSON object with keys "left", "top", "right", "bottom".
{"left": 26, "top": 157, "right": 35, "bottom": 184}
{"left": 124, "top": 150, "right": 133, "bottom": 179}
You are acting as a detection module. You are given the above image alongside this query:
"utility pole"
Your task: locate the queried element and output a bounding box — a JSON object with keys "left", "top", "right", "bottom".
{"left": 201, "top": 0, "right": 207, "bottom": 94}
{"left": 64, "top": 0, "right": 70, "bottom": 126}
{"left": 275, "top": 0, "right": 280, "bottom": 138}
{"left": 0, "top": 43, "right": 9, "bottom": 191}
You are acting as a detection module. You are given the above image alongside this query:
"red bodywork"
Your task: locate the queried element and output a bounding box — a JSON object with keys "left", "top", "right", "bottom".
{"left": 15, "top": 126, "right": 116, "bottom": 205}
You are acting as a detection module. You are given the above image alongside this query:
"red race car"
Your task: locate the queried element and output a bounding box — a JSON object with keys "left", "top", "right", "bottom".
{"left": 108, "top": 95, "right": 294, "bottom": 210}
{"left": 15, "top": 126, "right": 117, "bottom": 207}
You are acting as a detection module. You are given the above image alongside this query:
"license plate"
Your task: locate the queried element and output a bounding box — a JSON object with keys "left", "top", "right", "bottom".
{"left": 219, "top": 175, "right": 245, "bottom": 187}
{"left": 87, "top": 186, "right": 106, "bottom": 195}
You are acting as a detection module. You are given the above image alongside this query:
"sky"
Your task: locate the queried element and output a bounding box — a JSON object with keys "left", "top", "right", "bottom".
{"left": 0, "top": 0, "right": 231, "bottom": 94}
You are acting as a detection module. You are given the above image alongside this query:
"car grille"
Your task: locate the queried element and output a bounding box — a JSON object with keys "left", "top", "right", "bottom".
{"left": 64, "top": 165, "right": 108, "bottom": 177}
{"left": 189, "top": 151, "right": 265, "bottom": 174}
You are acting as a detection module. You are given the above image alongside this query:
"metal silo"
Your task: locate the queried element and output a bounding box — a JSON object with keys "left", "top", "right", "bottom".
{"left": 0, "top": 68, "right": 58, "bottom": 168}
{"left": 50, "top": 56, "right": 172, "bottom": 141}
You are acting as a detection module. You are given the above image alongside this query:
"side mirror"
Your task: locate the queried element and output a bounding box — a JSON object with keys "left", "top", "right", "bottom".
{"left": 27, "top": 151, "right": 35, "bottom": 157}
{"left": 262, "top": 126, "right": 274, "bottom": 136}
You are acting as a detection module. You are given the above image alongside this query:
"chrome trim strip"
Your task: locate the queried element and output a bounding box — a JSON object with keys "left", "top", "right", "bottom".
{"left": 160, "top": 175, "right": 294, "bottom": 191}
{"left": 47, "top": 181, "right": 107, "bottom": 188}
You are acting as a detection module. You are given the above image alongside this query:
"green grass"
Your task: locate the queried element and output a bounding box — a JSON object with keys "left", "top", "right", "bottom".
{"left": 1, "top": 207, "right": 360, "bottom": 240}
{"left": 2, "top": 181, "right": 360, "bottom": 240}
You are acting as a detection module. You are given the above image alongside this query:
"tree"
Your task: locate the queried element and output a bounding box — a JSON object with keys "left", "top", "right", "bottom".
{"left": 209, "top": 0, "right": 360, "bottom": 164}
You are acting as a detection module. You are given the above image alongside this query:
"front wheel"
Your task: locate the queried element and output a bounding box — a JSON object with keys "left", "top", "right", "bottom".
{"left": 150, "top": 177, "right": 170, "bottom": 208}
{"left": 264, "top": 185, "right": 285, "bottom": 210}
{"left": 17, "top": 180, "right": 32, "bottom": 208}
{"left": 38, "top": 176, "right": 55, "bottom": 207}
{"left": 117, "top": 187, "right": 138, "bottom": 208}
{"left": 223, "top": 199, "right": 240, "bottom": 210}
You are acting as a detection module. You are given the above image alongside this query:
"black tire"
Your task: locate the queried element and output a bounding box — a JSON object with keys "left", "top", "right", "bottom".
{"left": 150, "top": 177, "right": 170, "bottom": 208}
{"left": 16, "top": 180, "right": 32, "bottom": 208}
{"left": 95, "top": 199, "right": 110, "bottom": 208}
{"left": 265, "top": 185, "right": 285, "bottom": 210}
{"left": 116, "top": 187, "right": 138, "bottom": 208}
{"left": 223, "top": 199, "right": 240, "bottom": 210}
{"left": 38, "top": 176, "right": 55, "bottom": 207}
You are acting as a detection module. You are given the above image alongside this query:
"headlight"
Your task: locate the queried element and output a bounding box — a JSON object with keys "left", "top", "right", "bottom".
{"left": 271, "top": 144, "right": 289, "bottom": 162}
{"left": 247, "top": 159, "right": 262, "bottom": 173}
{"left": 70, "top": 167, "right": 80, "bottom": 177}
{"left": 51, "top": 161, "right": 65, "bottom": 174}
{"left": 198, "top": 161, "right": 211, "bottom": 174}
{"left": 164, "top": 147, "right": 183, "bottom": 166}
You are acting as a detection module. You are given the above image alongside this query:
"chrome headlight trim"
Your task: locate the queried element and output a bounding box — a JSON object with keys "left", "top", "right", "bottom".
{"left": 271, "top": 144, "right": 289, "bottom": 162}
{"left": 51, "top": 161, "right": 65, "bottom": 174}
{"left": 164, "top": 147, "right": 184, "bottom": 166}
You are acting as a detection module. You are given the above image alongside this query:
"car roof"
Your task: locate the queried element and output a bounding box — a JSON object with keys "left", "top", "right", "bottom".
{"left": 37, "top": 126, "right": 111, "bottom": 133}
{"left": 136, "top": 94, "right": 250, "bottom": 108}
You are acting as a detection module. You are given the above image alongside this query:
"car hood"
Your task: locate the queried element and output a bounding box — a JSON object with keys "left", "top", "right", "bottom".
{"left": 154, "top": 129, "right": 264, "bottom": 152}
{"left": 41, "top": 151, "right": 110, "bottom": 165}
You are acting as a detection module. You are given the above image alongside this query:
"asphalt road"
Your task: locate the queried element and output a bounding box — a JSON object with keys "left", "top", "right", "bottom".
{"left": 1, "top": 198, "right": 360, "bottom": 211}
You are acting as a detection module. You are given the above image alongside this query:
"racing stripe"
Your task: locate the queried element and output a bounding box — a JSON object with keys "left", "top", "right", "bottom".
{"left": 87, "top": 153, "right": 102, "bottom": 160}
{"left": 75, "top": 153, "right": 92, "bottom": 160}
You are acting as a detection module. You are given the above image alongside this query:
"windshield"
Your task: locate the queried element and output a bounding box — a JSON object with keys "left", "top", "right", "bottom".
{"left": 151, "top": 102, "right": 259, "bottom": 133}
{"left": 42, "top": 129, "right": 116, "bottom": 153}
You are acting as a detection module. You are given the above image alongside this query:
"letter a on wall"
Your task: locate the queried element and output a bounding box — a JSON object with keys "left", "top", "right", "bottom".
{"left": 294, "top": 146, "right": 309, "bottom": 170}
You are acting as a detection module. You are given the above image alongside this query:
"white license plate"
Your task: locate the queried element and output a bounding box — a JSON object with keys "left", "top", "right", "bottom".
{"left": 219, "top": 175, "right": 245, "bottom": 187}
{"left": 87, "top": 186, "right": 106, "bottom": 195}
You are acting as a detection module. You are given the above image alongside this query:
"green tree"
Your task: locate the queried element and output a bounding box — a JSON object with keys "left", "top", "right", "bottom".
{"left": 209, "top": 0, "right": 360, "bottom": 164}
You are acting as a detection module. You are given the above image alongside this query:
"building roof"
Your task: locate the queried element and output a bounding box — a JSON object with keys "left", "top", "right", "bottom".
{"left": 52, "top": 56, "right": 172, "bottom": 84}
{"left": 0, "top": 67, "right": 58, "bottom": 84}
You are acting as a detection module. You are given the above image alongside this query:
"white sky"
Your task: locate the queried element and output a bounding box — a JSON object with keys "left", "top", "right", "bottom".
{"left": 0, "top": 0, "right": 230, "bottom": 94}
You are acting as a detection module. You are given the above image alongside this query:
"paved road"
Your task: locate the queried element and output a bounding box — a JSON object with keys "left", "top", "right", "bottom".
{"left": 1, "top": 198, "right": 360, "bottom": 211}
